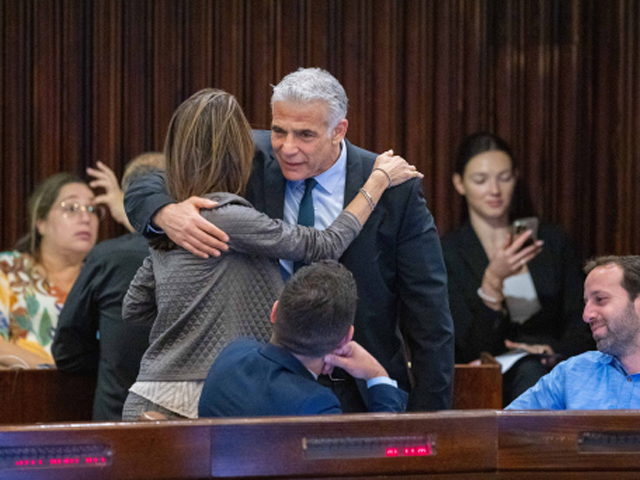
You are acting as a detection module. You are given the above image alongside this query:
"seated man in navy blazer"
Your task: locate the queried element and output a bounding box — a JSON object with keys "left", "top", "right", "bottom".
{"left": 198, "top": 260, "right": 408, "bottom": 417}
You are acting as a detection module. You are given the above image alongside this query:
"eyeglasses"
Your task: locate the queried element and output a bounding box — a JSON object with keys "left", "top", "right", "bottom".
{"left": 59, "top": 202, "right": 104, "bottom": 220}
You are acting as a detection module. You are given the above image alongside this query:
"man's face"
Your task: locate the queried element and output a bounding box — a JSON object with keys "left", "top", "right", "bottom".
{"left": 583, "top": 264, "right": 640, "bottom": 358}
{"left": 271, "top": 100, "right": 347, "bottom": 181}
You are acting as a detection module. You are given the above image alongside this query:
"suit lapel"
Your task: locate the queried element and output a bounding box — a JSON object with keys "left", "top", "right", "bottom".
{"left": 343, "top": 140, "right": 367, "bottom": 207}
{"left": 263, "top": 150, "right": 287, "bottom": 220}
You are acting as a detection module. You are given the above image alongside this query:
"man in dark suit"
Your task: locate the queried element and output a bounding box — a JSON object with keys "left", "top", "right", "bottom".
{"left": 124, "top": 68, "right": 454, "bottom": 412}
{"left": 198, "top": 260, "right": 407, "bottom": 417}
{"left": 53, "top": 153, "right": 163, "bottom": 421}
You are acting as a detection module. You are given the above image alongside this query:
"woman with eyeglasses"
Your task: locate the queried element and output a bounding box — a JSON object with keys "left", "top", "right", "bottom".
{"left": 0, "top": 173, "right": 100, "bottom": 367}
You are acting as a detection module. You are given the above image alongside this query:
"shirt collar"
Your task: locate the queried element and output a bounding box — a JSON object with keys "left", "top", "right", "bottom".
{"left": 598, "top": 352, "right": 629, "bottom": 375}
{"left": 288, "top": 140, "right": 347, "bottom": 195}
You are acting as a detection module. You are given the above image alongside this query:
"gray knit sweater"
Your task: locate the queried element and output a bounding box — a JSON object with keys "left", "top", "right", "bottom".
{"left": 123, "top": 193, "right": 361, "bottom": 382}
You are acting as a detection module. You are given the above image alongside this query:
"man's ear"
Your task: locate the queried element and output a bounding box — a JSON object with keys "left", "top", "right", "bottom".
{"left": 338, "top": 325, "right": 354, "bottom": 348}
{"left": 270, "top": 301, "right": 278, "bottom": 325}
{"left": 452, "top": 173, "right": 466, "bottom": 196}
{"left": 331, "top": 119, "right": 348, "bottom": 146}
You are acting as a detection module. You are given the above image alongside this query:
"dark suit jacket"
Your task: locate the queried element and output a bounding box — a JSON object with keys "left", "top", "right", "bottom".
{"left": 52, "top": 233, "right": 152, "bottom": 421}
{"left": 441, "top": 222, "right": 595, "bottom": 363}
{"left": 125, "top": 130, "right": 455, "bottom": 411}
{"left": 198, "top": 340, "right": 407, "bottom": 417}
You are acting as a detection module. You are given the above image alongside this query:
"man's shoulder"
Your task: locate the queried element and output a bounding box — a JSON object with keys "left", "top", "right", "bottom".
{"left": 87, "top": 234, "right": 149, "bottom": 263}
{"left": 252, "top": 130, "right": 272, "bottom": 152}
{"left": 555, "top": 350, "right": 607, "bottom": 374}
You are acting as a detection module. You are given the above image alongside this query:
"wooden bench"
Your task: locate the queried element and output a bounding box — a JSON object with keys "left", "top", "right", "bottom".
{"left": 453, "top": 352, "right": 503, "bottom": 410}
{"left": 0, "top": 368, "right": 95, "bottom": 425}
{"left": 0, "top": 357, "right": 502, "bottom": 425}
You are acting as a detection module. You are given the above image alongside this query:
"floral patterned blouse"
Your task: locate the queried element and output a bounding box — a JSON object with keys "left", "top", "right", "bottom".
{"left": 0, "top": 251, "right": 67, "bottom": 363}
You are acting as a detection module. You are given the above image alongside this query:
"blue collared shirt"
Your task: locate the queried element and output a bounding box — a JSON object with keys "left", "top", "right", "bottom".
{"left": 506, "top": 351, "right": 640, "bottom": 410}
{"left": 280, "top": 141, "right": 347, "bottom": 276}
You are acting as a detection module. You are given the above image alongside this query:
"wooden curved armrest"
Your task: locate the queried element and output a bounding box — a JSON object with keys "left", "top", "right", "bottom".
{"left": 139, "top": 411, "right": 168, "bottom": 421}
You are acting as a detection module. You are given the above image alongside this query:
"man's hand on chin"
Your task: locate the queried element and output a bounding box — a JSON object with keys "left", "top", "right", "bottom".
{"left": 323, "top": 341, "right": 388, "bottom": 381}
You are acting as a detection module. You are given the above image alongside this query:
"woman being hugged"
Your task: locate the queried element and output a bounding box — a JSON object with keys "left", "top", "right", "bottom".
{"left": 0, "top": 174, "right": 99, "bottom": 367}
{"left": 121, "top": 88, "right": 420, "bottom": 420}
{"left": 442, "top": 132, "right": 594, "bottom": 405}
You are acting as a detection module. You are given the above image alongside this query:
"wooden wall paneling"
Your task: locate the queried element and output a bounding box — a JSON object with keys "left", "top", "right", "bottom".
{"left": 0, "top": 0, "right": 3, "bottom": 245}
{"left": 121, "top": 1, "right": 155, "bottom": 168}
{"left": 1, "top": 0, "right": 640, "bottom": 256}
{"left": 520, "top": 0, "right": 549, "bottom": 217}
{"left": 2, "top": 1, "right": 34, "bottom": 249}
{"left": 553, "top": 1, "right": 581, "bottom": 234}
{"left": 33, "top": 1, "right": 62, "bottom": 179}
{"left": 431, "top": 1, "right": 458, "bottom": 229}
{"left": 273, "top": 0, "right": 305, "bottom": 84}
{"left": 60, "top": 0, "right": 86, "bottom": 179}
{"left": 589, "top": 2, "right": 619, "bottom": 256}
{"left": 213, "top": 1, "right": 246, "bottom": 111}
{"left": 243, "top": 0, "right": 276, "bottom": 130}
{"left": 403, "top": 2, "right": 444, "bottom": 227}
{"left": 369, "top": 1, "right": 400, "bottom": 156}
{"left": 339, "top": 0, "right": 368, "bottom": 150}
{"left": 618, "top": 0, "right": 640, "bottom": 254}
{"left": 631, "top": 2, "right": 640, "bottom": 254}
{"left": 183, "top": 0, "right": 214, "bottom": 99}
{"left": 152, "top": 1, "right": 184, "bottom": 150}
{"left": 305, "top": 0, "right": 333, "bottom": 73}
{"left": 92, "top": 0, "right": 124, "bottom": 242}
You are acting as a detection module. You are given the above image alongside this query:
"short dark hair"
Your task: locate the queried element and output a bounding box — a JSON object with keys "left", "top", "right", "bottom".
{"left": 272, "top": 260, "right": 357, "bottom": 357}
{"left": 585, "top": 255, "right": 640, "bottom": 302}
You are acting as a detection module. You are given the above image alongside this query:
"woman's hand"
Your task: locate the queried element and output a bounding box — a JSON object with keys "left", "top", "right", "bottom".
{"left": 486, "top": 230, "right": 543, "bottom": 281}
{"left": 87, "top": 161, "right": 132, "bottom": 230}
{"left": 479, "top": 231, "right": 543, "bottom": 310}
{"left": 372, "top": 150, "right": 423, "bottom": 188}
{"left": 505, "top": 339, "right": 554, "bottom": 355}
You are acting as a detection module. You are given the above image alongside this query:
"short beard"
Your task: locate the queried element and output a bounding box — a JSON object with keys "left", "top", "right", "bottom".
{"left": 597, "top": 303, "right": 640, "bottom": 359}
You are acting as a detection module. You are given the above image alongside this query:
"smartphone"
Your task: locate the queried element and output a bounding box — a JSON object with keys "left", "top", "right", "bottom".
{"left": 511, "top": 217, "right": 539, "bottom": 248}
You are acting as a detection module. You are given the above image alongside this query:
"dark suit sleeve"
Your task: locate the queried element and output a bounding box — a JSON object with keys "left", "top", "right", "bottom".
{"left": 442, "top": 241, "right": 508, "bottom": 362}
{"left": 366, "top": 384, "right": 408, "bottom": 413}
{"left": 298, "top": 391, "right": 344, "bottom": 415}
{"left": 123, "top": 172, "right": 174, "bottom": 237}
{"left": 52, "top": 252, "right": 101, "bottom": 373}
{"left": 395, "top": 181, "right": 455, "bottom": 411}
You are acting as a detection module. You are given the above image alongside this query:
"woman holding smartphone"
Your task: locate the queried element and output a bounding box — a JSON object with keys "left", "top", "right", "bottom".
{"left": 442, "top": 132, "right": 594, "bottom": 405}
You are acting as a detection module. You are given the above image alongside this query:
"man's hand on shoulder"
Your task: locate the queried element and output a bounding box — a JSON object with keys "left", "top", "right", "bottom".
{"left": 154, "top": 197, "right": 230, "bottom": 259}
{"left": 323, "top": 341, "right": 388, "bottom": 381}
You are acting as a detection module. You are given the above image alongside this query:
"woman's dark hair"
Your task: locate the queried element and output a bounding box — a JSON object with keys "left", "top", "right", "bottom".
{"left": 14, "top": 173, "right": 87, "bottom": 260}
{"left": 454, "top": 132, "right": 535, "bottom": 221}
{"left": 455, "top": 132, "right": 515, "bottom": 176}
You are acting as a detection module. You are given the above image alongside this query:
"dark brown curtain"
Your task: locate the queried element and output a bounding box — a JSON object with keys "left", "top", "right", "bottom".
{"left": 1, "top": 0, "right": 639, "bottom": 259}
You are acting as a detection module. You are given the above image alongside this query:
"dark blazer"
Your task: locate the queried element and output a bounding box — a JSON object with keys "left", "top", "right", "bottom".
{"left": 198, "top": 340, "right": 407, "bottom": 417}
{"left": 441, "top": 222, "right": 594, "bottom": 363}
{"left": 124, "top": 130, "right": 455, "bottom": 411}
{"left": 52, "top": 233, "right": 152, "bottom": 421}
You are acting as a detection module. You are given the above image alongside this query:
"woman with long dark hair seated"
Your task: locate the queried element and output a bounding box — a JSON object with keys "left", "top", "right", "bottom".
{"left": 442, "top": 132, "right": 594, "bottom": 405}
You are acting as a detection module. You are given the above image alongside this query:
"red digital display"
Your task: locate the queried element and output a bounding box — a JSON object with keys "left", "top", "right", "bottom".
{"left": 386, "top": 444, "right": 432, "bottom": 457}
{"left": 14, "top": 457, "right": 106, "bottom": 468}
{"left": 1, "top": 445, "right": 112, "bottom": 470}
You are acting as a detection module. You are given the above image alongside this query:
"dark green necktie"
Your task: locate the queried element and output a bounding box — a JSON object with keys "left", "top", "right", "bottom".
{"left": 293, "top": 178, "right": 317, "bottom": 273}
